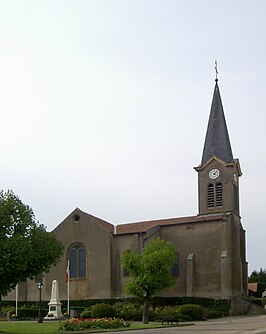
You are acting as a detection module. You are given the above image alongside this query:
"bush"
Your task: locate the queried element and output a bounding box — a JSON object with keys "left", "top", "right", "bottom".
{"left": 80, "top": 308, "right": 92, "bottom": 318}
{"left": 153, "top": 305, "right": 179, "bottom": 321}
{"left": 177, "top": 304, "right": 204, "bottom": 321}
{"left": 152, "top": 297, "right": 230, "bottom": 315}
{"left": 113, "top": 302, "right": 224, "bottom": 322}
{"left": 250, "top": 297, "right": 265, "bottom": 308}
{"left": 1, "top": 306, "right": 15, "bottom": 318}
{"left": 16, "top": 308, "right": 47, "bottom": 319}
{"left": 91, "top": 303, "right": 116, "bottom": 318}
{"left": 113, "top": 302, "right": 142, "bottom": 321}
{"left": 204, "top": 309, "right": 224, "bottom": 319}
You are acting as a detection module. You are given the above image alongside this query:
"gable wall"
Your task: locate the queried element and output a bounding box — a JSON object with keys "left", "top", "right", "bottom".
{"left": 15, "top": 211, "right": 113, "bottom": 301}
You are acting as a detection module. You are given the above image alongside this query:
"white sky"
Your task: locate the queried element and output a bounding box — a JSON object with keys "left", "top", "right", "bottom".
{"left": 0, "top": 1, "right": 265, "bottom": 274}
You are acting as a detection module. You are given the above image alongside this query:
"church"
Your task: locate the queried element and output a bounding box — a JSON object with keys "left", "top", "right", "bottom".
{"left": 6, "top": 78, "right": 248, "bottom": 314}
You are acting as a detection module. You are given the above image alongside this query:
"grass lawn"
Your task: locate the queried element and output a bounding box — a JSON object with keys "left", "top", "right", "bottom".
{"left": 0, "top": 321, "right": 177, "bottom": 334}
{"left": 0, "top": 321, "right": 60, "bottom": 334}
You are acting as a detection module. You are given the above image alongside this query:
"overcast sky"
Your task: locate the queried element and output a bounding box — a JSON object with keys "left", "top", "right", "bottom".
{"left": 0, "top": 1, "right": 265, "bottom": 274}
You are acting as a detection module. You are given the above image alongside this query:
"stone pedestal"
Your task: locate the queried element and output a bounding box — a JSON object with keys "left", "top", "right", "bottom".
{"left": 45, "top": 280, "right": 63, "bottom": 319}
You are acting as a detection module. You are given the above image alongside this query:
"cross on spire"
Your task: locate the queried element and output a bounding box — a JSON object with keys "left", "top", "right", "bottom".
{"left": 214, "top": 60, "right": 219, "bottom": 82}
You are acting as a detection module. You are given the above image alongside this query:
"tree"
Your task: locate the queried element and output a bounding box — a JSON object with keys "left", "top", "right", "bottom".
{"left": 0, "top": 190, "right": 64, "bottom": 306}
{"left": 249, "top": 268, "right": 266, "bottom": 297}
{"left": 121, "top": 238, "right": 177, "bottom": 324}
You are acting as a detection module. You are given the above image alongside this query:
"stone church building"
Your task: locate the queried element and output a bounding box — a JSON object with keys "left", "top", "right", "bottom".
{"left": 6, "top": 79, "right": 248, "bottom": 314}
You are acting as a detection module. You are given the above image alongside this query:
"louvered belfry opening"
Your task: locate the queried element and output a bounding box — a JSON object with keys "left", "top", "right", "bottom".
{"left": 208, "top": 183, "right": 223, "bottom": 209}
{"left": 208, "top": 184, "right": 214, "bottom": 208}
{"left": 216, "top": 183, "right": 223, "bottom": 207}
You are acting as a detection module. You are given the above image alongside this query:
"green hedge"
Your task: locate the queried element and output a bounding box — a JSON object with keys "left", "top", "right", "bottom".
{"left": 113, "top": 302, "right": 225, "bottom": 321}
{"left": 2, "top": 296, "right": 230, "bottom": 316}
{"left": 0, "top": 300, "right": 48, "bottom": 310}
{"left": 16, "top": 308, "right": 47, "bottom": 319}
{"left": 114, "top": 302, "right": 143, "bottom": 321}
{"left": 177, "top": 304, "right": 204, "bottom": 320}
{"left": 63, "top": 297, "right": 229, "bottom": 313}
{"left": 151, "top": 296, "right": 230, "bottom": 314}
{"left": 250, "top": 297, "right": 266, "bottom": 308}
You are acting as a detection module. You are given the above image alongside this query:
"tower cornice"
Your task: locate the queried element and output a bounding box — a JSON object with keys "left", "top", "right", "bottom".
{"left": 195, "top": 156, "right": 242, "bottom": 176}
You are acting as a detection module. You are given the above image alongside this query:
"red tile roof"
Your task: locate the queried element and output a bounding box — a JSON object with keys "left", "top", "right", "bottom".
{"left": 248, "top": 283, "right": 258, "bottom": 293}
{"left": 116, "top": 214, "right": 224, "bottom": 234}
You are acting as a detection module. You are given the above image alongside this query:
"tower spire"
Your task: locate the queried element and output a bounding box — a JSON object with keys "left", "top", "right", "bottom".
{"left": 201, "top": 79, "right": 233, "bottom": 165}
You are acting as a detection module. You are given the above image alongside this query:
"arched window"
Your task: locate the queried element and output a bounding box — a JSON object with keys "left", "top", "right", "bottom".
{"left": 208, "top": 184, "right": 214, "bottom": 208}
{"left": 216, "top": 183, "right": 223, "bottom": 207}
{"left": 68, "top": 243, "right": 86, "bottom": 278}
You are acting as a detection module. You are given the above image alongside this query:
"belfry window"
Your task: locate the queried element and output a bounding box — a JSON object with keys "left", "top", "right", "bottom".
{"left": 208, "top": 184, "right": 215, "bottom": 208}
{"left": 68, "top": 243, "right": 86, "bottom": 278}
{"left": 208, "top": 183, "right": 223, "bottom": 208}
{"left": 216, "top": 183, "right": 223, "bottom": 207}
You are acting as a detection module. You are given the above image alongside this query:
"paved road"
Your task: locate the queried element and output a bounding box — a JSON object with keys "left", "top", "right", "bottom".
{"left": 100, "top": 315, "right": 266, "bottom": 334}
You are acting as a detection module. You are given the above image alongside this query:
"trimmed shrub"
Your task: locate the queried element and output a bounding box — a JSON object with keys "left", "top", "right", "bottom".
{"left": 91, "top": 303, "right": 116, "bottom": 318}
{"left": 1, "top": 306, "right": 15, "bottom": 317}
{"left": 113, "top": 302, "right": 142, "bottom": 321}
{"left": 204, "top": 309, "right": 224, "bottom": 319}
{"left": 17, "top": 308, "right": 47, "bottom": 319}
{"left": 80, "top": 308, "right": 92, "bottom": 318}
{"left": 153, "top": 305, "right": 179, "bottom": 321}
{"left": 152, "top": 297, "right": 230, "bottom": 315}
{"left": 250, "top": 297, "right": 265, "bottom": 308}
{"left": 113, "top": 302, "right": 224, "bottom": 322}
{"left": 177, "top": 304, "right": 204, "bottom": 321}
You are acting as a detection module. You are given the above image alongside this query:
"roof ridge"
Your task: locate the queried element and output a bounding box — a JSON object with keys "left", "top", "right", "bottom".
{"left": 115, "top": 214, "right": 225, "bottom": 235}
{"left": 117, "top": 215, "right": 198, "bottom": 227}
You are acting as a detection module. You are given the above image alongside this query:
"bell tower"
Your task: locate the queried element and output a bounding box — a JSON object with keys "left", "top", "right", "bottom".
{"left": 195, "top": 78, "right": 242, "bottom": 216}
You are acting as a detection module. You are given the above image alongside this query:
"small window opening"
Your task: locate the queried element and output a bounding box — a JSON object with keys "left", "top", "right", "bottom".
{"left": 74, "top": 214, "right": 80, "bottom": 222}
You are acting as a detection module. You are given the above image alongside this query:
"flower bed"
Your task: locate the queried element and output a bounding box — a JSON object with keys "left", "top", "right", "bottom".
{"left": 59, "top": 317, "right": 130, "bottom": 331}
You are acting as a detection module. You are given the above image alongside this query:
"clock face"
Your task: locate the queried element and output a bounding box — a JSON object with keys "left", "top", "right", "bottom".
{"left": 209, "top": 168, "right": 220, "bottom": 180}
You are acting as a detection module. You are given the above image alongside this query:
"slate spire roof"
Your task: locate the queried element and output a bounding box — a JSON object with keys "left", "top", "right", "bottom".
{"left": 201, "top": 79, "right": 233, "bottom": 165}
